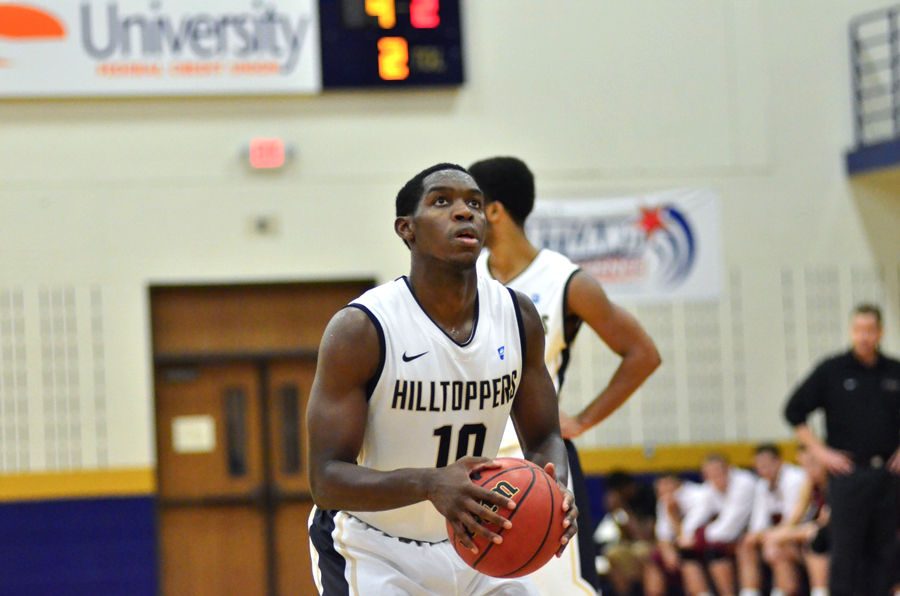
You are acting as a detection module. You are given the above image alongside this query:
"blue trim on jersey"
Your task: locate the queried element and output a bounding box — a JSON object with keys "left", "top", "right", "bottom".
{"left": 346, "top": 304, "right": 386, "bottom": 401}
{"left": 507, "top": 288, "right": 527, "bottom": 364}
{"left": 557, "top": 268, "right": 583, "bottom": 390}
{"left": 400, "top": 276, "right": 480, "bottom": 347}
{"left": 309, "top": 509, "right": 350, "bottom": 596}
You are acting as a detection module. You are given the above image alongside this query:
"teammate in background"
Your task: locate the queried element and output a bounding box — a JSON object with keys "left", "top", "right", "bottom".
{"left": 593, "top": 471, "right": 657, "bottom": 595}
{"left": 306, "top": 164, "right": 577, "bottom": 595}
{"left": 644, "top": 473, "right": 708, "bottom": 596}
{"left": 678, "top": 454, "right": 755, "bottom": 596}
{"left": 736, "top": 443, "right": 806, "bottom": 596}
{"left": 760, "top": 446, "right": 830, "bottom": 596}
{"left": 469, "top": 156, "right": 661, "bottom": 594}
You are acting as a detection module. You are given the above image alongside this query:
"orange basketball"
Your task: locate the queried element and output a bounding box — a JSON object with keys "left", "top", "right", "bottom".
{"left": 446, "top": 457, "right": 566, "bottom": 578}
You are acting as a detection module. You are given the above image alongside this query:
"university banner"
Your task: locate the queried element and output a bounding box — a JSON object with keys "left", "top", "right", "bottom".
{"left": 0, "top": 1, "right": 321, "bottom": 96}
{"left": 526, "top": 189, "right": 722, "bottom": 301}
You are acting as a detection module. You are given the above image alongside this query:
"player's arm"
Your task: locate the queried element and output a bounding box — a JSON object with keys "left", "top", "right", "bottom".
{"left": 704, "top": 474, "right": 755, "bottom": 543}
{"left": 783, "top": 477, "right": 813, "bottom": 527}
{"left": 508, "top": 290, "right": 578, "bottom": 552}
{"left": 562, "top": 271, "right": 661, "bottom": 438}
{"left": 307, "top": 307, "right": 514, "bottom": 551}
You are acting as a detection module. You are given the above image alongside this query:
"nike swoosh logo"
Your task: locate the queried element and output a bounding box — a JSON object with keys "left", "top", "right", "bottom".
{"left": 402, "top": 351, "right": 428, "bottom": 362}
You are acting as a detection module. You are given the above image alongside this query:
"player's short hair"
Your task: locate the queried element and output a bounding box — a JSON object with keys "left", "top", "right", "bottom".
{"left": 395, "top": 163, "right": 469, "bottom": 217}
{"left": 606, "top": 471, "right": 635, "bottom": 492}
{"left": 754, "top": 443, "right": 781, "bottom": 458}
{"left": 852, "top": 303, "right": 882, "bottom": 326}
{"left": 468, "top": 156, "right": 535, "bottom": 227}
{"left": 703, "top": 452, "right": 729, "bottom": 466}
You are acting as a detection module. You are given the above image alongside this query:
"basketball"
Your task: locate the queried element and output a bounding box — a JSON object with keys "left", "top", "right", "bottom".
{"left": 446, "top": 457, "right": 566, "bottom": 578}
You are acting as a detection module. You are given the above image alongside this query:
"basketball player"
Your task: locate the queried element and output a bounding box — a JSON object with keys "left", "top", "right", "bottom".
{"left": 736, "top": 443, "right": 806, "bottom": 596}
{"left": 678, "top": 454, "right": 755, "bottom": 596}
{"left": 306, "top": 164, "right": 577, "bottom": 595}
{"left": 469, "top": 156, "right": 661, "bottom": 593}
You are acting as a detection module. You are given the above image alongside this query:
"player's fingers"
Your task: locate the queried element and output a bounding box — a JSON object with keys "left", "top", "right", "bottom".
{"left": 471, "top": 485, "right": 516, "bottom": 511}
{"left": 459, "top": 511, "right": 502, "bottom": 545}
{"left": 450, "top": 521, "right": 477, "bottom": 553}
{"left": 543, "top": 462, "right": 556, "bottom": 479}
{"left": 460, "top": 456, "right": 498, "bottom": 468}
{"left": 562, "top": 500, "right": 578, "bottom": 529}
{"left": 464, "top": 499, "right": 512, "bottom": 531}
{"left": 561, "top": 518, "right": 578, "bottom": 544}
{"left": 468, "top": 459, "right": 503, "bottom": 474}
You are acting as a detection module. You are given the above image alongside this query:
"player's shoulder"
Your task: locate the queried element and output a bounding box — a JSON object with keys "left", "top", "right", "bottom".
{"left": 349, "top": 277, "right": 409, "bottom": 313}
{"left": 782, "top": 462, "right": 806, "bottom": 482}
{"left": 732, "top": 467, "right": 756, "bottom": 486}
{"left": 534, "top": 248, "right": 579, "bottom": 273}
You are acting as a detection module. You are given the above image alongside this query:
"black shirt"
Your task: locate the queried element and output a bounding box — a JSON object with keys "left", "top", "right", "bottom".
{"left": 784, "top": 350, "right": 900, "bottom": 459}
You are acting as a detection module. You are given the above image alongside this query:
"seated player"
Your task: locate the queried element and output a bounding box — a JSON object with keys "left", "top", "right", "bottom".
{"left": 678, "top": 454, "right": 755, "bottom": 596}
{"left": 736, "top": 443, "right": 807, "bottom": 596}
{"left": 643, "top": 473, "right": 708, "bottom": 596}
{"left": 761, "top": 446, "right": 830, "bottom": 596}
{"left": 594, "top": 471, "right": 656, "bottom": 595}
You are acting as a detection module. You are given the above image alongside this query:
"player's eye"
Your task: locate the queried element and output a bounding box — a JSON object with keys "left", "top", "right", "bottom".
{"left": 434, "top": 195, "right": 449, "bottom": 205}
{"left": 468, "top": 199, "right": 483, "bottom": 209}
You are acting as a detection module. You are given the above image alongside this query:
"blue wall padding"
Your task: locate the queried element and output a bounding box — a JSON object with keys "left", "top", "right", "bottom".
{"left": 0, "top": 496, "right": 158, "bottom": 596}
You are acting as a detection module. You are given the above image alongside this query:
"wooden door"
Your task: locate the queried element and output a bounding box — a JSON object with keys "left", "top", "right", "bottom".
{"left": 151, "top": 281, "right": 371, "bottom": 596}
{"left": 156, "top": 362, "right": 268, "bottom": 596}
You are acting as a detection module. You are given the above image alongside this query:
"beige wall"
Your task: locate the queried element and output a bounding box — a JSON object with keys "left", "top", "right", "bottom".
{"left": 1, "top": 1, "right": 898, "bottom": 470}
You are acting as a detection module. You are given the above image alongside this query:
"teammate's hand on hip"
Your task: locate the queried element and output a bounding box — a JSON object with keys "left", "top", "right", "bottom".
{"left": 543, "top": 462, "right": 578, "bottom": 556}
{"left": 558, "top": 411, "right": 584, "bottom": 440}
{"left": 425, "top": 456, "right": 513, "bottom": 554}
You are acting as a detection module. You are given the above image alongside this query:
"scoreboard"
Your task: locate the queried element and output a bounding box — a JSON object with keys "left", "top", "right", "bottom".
{"left": 319, "top": 0, "right": 464, "bottom": 89}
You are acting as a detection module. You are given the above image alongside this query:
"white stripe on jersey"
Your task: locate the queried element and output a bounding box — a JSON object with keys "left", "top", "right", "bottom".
{"left": 347, "top": 275, "right": 525, "bottom": 543}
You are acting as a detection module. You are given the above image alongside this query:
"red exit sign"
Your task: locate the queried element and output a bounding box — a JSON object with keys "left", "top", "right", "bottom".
{"left": 247, "top": 138, "right": 291, "bottom": 169}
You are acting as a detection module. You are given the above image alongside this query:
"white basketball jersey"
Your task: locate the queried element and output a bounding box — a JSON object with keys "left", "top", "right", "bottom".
{"left": 347, "top": 275, "right": 525, "bottom": 543}
{"left": 477, "top": 249, "right": 580, "bottom": 455}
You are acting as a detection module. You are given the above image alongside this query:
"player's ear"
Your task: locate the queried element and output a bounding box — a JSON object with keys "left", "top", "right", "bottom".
{"left": 395, "top": 216, "right": 414, "bottom": 245}
{"left": 485, "top": 201, "right": 504, "bottom": 224}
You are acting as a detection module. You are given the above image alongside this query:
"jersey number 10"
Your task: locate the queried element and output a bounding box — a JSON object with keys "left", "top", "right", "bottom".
{"left": 433, "top": 423, "right": 487, "bottom": 467}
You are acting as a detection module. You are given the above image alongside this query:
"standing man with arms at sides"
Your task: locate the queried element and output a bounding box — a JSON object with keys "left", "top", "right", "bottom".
{"left": 306, "top": 163, "right": 578, "bottom": 595}
{"left": 469, "top": 156, "right": 661, "bottom": 594}
{"left": 784, "top": 303, "right": 900, "bottom": 596}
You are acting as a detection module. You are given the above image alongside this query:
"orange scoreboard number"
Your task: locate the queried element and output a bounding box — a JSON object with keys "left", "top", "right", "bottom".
{"left": 377, "top": 37, "right": 410, "bottom": 81}
{"left": 322, "top": 0, "right": 463, "bottom": 88}
{"left": 364, "top": 0, "right": 396, "bottom": 28}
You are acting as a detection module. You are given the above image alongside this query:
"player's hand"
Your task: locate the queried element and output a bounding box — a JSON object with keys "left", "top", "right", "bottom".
{"left": 659, "top": 543, "right": 680, "bottom": 571}
{"left": 543, "top": 462, "right": 578, "bottom": 556}
{"left": 888, "top": 448, "right": 900, "bottom": 474}
{"left": 813, "top": 445, "right": 854, "bottom": 475}
{"left": 558, "top": 411, "right": 585, "bottom": 440}
{"left": 676, "top": 533, "right": 695, "bottom": 549}
{"left": 426, "top": 457, "right": 515, "bottom": 554}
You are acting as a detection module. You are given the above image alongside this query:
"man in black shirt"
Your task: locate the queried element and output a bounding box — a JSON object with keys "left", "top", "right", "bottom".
{"left": 784, "top": 303, "right": 900, "bottom": 596}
